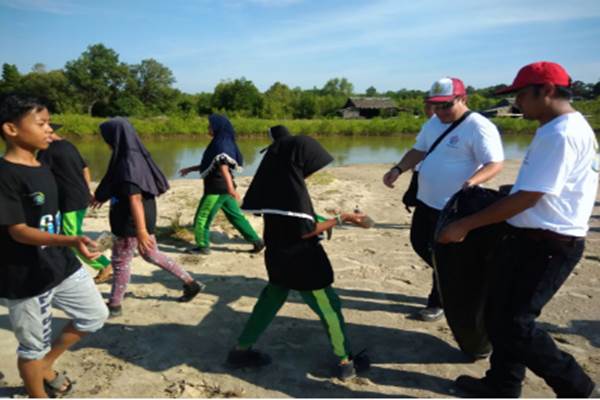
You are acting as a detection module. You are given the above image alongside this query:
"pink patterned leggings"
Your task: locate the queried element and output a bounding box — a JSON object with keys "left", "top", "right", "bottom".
{"left": 109, "top": 235, "right": 193, "bottom": 306}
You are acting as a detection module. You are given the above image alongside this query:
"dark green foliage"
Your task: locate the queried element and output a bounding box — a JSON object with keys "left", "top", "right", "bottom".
{"left": 2, "top": 43, "right": 599, "bottom": 134}
{"left": 211, "top": 77, "right": 263, "bottom": 117}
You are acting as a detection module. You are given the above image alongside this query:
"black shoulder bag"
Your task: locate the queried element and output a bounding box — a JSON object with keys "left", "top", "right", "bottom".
{"left": 401, "top": 111, "right": 472, "bottom": 212}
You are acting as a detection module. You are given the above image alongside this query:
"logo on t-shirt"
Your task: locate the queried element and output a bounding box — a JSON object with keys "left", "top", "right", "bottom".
{"left": 447, "top": 135, "right": 460, "bottom": 148}
{"left": 29, "top": 192, "right": 45, "bottom": 206}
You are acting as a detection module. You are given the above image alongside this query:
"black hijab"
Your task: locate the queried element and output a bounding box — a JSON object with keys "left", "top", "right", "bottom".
{"left": 95, "top": 117, "right": 170, "bottom": 202}
{"left": 242, "top": 133, "right": 333, "bottom": 221}
{"left": 260, "top": 125, "right": 292, "bottom": 154}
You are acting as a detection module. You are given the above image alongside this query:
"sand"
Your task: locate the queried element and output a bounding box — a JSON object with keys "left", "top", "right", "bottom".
{"left": 1, "top": 160, "right": 599, "bottom": 398}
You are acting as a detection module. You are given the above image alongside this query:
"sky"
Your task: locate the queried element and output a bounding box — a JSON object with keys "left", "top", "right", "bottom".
{"left": 1, "top": 0, "right": 599, "bottom": 94}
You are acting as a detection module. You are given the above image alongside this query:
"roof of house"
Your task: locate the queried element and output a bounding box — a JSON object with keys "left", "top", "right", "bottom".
{"left": 344, "top": 97, "right": 398, "bottom": 109}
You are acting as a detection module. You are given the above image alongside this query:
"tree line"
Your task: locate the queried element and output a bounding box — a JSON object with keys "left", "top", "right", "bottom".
{"left": 2, "top": 43, "right": 600, "bottom": 120}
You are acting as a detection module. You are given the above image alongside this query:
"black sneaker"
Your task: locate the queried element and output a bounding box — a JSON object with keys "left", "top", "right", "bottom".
{"left": 186, "top": 247, "right": 211, "bottom": 255}
{"left": 455, "top": 375, "right": 521, "bottom": 398}
{"left": 335, "top": 350, "right": 371, "bottom": 381}
{"left": 226, "top": 348, "right": 272, "bottom": 369}
{"left": 107, "top": 303, "right": 122, "bottom": 318}
{"left": 335, "top": 360, "right": 356, "bottom": 381}
{"left": 250, "top": 239, "right": 265, "bottom": 254}
{"left": 178, "top": 281, "right": 205, "bottom": 302}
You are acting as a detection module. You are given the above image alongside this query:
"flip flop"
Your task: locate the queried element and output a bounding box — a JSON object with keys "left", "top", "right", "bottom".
{"left": 93, "top": 270, "right": 113, "bottom": 284}
{"left": 44, "top": 371, "right": 73, "bottom": 398}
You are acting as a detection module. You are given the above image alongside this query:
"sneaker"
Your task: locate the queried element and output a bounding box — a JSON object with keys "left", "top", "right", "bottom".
{"left": 178, "top": 281, "right": 205, "bottom": 302}
{"left": 418, "top": 306, "right": 444, "bottom": 322}
{"left": 335, "top": 351, "right": 371, "bottom": 381}
{"left": 186, "top": 246, "right": 211, "bottom": 255}
{"left": 226, "top": 348, "right": 272, "bottom": 369}
{"left": 107, "top": 303, "right": 122, "bottom": 318}
{"left": 335, "top": 360, "right": 356, "bottom": 381}
{"left": 455, "top": 375, "right": 521, "bottom": 398}
{"left": 250, "top": 239, "right": 265, "bottom": 254}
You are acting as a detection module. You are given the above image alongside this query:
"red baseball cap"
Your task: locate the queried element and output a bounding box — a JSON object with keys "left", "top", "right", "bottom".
{"left": 496, "top": 61, "right": 571, "bottom": 94}
{"left": 426, "top": 77, "right": 466, "bottom": 103}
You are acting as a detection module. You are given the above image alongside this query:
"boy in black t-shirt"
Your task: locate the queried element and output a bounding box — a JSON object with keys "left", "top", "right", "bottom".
{"left": 37, "top": 128, "right": 114, "bottom": 283}
{"left": 0, "top": 95, "right": 108, "bottom": 398}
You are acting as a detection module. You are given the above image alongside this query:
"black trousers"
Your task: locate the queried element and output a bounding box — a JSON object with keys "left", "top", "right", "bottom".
{"left": 485, "top": 226, "right": 594, "bottom": 397}
{"left": 410, "top": 200, "right": 442, "bottom": 308}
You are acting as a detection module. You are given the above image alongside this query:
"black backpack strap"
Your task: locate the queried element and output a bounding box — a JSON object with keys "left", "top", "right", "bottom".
{"left": 425, "top": 111, "right": 472, "bottom": 157}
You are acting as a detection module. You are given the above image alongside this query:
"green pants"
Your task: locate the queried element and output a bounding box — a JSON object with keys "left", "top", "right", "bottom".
{"left": 62, "top": 209, "right": 111, "bottom": 270}
{"left": 193, "top": 194, "right": 260, "bottom": 249}
{"left": 238, "top": 283, "right": 350, "bottom": 360}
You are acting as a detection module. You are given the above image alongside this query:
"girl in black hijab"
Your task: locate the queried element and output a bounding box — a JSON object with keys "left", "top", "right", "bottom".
{"left": 92, "top": 117, "right": 203, "bottom": 317}
{"left": 226, "top": 130, "right": 370, "bottom": 380}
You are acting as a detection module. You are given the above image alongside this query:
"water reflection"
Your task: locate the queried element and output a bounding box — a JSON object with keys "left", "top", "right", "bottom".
{"left": 7, "top": 135, "right": 535, "bottom": 180}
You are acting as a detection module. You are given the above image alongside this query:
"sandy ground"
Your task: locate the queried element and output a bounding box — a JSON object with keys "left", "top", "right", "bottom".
{"left": 0, "top": 160, "right": 599, "bottom": 398}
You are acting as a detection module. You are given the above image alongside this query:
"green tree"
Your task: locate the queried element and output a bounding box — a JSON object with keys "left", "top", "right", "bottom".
{"left": 1, "top": 63, "right": 21, "bottom": 94}
{"left": 293, "top": 91, "right": 317, "bottom": 119}
{"left": 130, "top": 58, "right": 177, "bottom": 113}
{"left": 365, "top": 86, "right": 377, "bottom": 96}
{"left": 19, "top": 70, "right": 79, "bottom": 113}
{"left": 196, "top": 92, "right": 213, "bottom": 115}
{"left": 262, "top": 82, "right": 294, "bottom": 118}
{"left": 31, "top": 63, "right": 47, "bottom": 73}
{"left": 211, "top": 77, "right": 263, "bottom": 116}
{"left": 321, "top": 77, "right": 353, "bottom": 97}
{"left": 64, "top": 43, "right": 129, "bottom": 115}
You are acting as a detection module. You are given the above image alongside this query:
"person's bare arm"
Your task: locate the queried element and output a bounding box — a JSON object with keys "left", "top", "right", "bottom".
{"left": 382, "top": 149, "right": 426, "bottom": 188}
{"left": 437, "top": 190, "right": 544, "bottom": 243}
{"left": 463, "top": 161, "right": 503, "bottom": 189}
{"left": 129, "top": 193, "right": 155, "bottom": 255}
{"left": 219, "top": 164, "right": 241, "bottom": 202}
{"left": 82, "top": 166, "right": 94, "bottom": 198}
{"left": 179, "top": 164, "right": 201, "bottom": 177}
{"left": 301, "top": 212, "right": 367, "bottom": 239}
{"left": 8, "top": 224, "right": 100, "bottom": 259}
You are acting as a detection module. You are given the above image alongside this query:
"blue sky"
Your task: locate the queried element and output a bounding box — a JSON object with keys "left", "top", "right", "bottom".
{"left": 1, "top": 0, "right": 599, "bottom": 93}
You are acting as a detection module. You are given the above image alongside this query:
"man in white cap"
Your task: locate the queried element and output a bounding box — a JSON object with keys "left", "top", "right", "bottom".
{"left": 383, "top": 77, "right": 504, "bottom": 322}
{"left": 438, "top": 61, "right": 599, "bottom": 397}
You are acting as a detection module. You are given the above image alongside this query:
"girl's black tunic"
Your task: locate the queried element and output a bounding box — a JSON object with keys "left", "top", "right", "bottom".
{"left": 263, "top": 214, "right": 333, "bottom": 291}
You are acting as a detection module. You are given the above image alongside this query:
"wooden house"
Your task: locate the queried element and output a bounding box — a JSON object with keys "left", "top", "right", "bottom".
{"left": 338, "top": 97, "right": 399, "bottom": 119}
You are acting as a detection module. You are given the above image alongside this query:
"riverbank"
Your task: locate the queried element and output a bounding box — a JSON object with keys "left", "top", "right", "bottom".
{"left": 53, "top": 114, "right": 544, "bottom": 138}
{"left": 0, "top": 161, "right": 598, "bottom": 397}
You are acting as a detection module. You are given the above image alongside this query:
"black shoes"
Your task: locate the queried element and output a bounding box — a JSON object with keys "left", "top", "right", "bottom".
{"left": 186, "top": 246, "right": 211, "bottom": 255}
{"left": 226, "top": 348, "right": 272, "bottom": 369}
{"left": 335, "top": 350, "right": 371, "bottom": 381}
{"left": 250, "top": 239, "right": 265, "bottom": 254}
{"left": 178, "top": 281, "right": 205, "bottom": 302}
{"left": 455, "top": 375, "right": 521, "bottom": 398}
{"left": 107, "top": 303, "right": 122, "bottom": 318}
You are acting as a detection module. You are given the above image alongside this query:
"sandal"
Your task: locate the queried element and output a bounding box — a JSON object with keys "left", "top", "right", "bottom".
{"left": 44, "top": 371, "right": 73, "bottom": 398}
{"left": 93, "top": 266, "right": 113, "bottom": 284}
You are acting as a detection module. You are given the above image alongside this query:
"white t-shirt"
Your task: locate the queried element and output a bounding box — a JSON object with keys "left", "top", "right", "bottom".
{"left": 414, "top": 113, "right": 504, "bottom": 210}
{"left": 507, "top": 112, "right": 599, "bottom": 237}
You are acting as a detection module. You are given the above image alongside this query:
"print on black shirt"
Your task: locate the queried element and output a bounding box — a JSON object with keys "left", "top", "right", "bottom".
{"left": 0, "top": 159, "right": 80, "bottom": 299}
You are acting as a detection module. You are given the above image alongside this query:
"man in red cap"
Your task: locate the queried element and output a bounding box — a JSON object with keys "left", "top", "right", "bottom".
{"left": 383, "top": 77, "right": 504, "bottom": 322}
{"left": 438, "top": 62, "right": 599, "bottom": 397}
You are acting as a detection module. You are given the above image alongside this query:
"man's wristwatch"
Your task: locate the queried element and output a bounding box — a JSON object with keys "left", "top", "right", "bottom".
{"left": 391, "top": 165, "right": 403, "bottom": 174}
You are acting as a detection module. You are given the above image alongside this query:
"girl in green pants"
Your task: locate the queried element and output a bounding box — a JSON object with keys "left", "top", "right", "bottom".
{"left": 179, "top": 114, "right": 263, "bottom": 255}
{"left": 228, "top": 127, "right": 370, "bottom": 380}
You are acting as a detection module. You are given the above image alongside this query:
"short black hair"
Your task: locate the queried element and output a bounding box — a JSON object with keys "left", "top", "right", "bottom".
{"left": 0, "top": 94, "right": 47, "bottom": 140}
{"left": 531, "top": 84, "right": 572, "bottom": 100}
